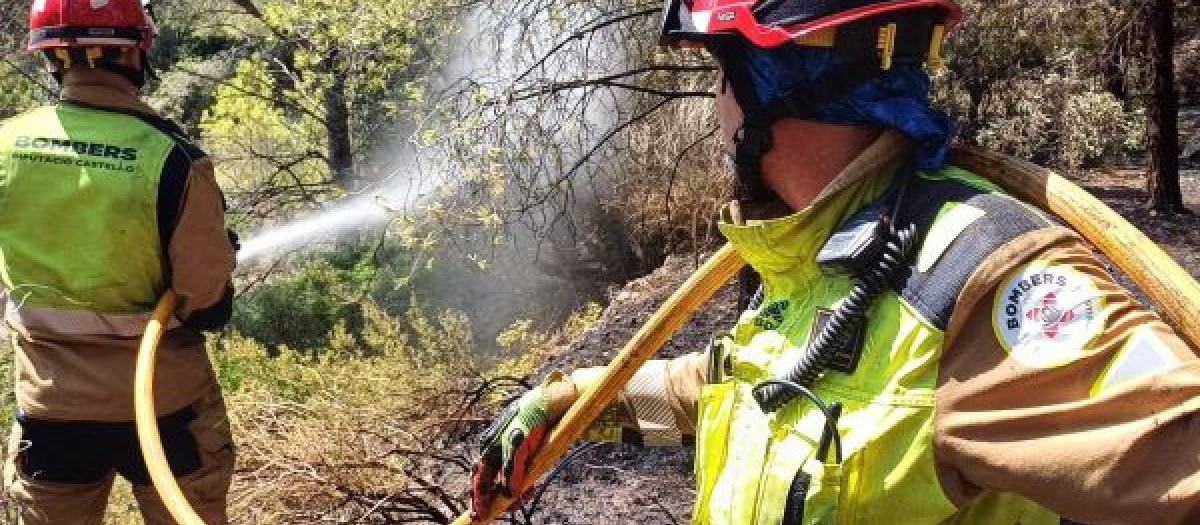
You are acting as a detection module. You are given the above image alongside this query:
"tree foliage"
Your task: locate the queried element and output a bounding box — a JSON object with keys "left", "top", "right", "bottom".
{"left": 185, "top": 0, "right": 457, "bottom": 218}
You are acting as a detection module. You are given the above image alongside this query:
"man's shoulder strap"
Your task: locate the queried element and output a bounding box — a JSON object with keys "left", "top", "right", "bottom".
{"left": 892, "top": 169, "right": 1057, "bottom": 331}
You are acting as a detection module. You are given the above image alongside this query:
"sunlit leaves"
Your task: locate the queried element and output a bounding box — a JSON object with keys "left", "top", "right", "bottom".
{"left": 193, "top": 0, "right": 458, "bottom": 220}
{"left": 201, "top": 58, "right": 328, "bottom": 195}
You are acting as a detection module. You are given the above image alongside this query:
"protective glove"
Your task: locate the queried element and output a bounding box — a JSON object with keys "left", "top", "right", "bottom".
{"left": 471, "top": 373, "right": 575, "bottom": 517}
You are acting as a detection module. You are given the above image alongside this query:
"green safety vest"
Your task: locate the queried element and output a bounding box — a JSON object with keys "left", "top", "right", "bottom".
{"left": 0, "top": 104, "right": 175, "bottom": 315}
{"left": 696, "top": 163, "right": 1059, "bottom": 525}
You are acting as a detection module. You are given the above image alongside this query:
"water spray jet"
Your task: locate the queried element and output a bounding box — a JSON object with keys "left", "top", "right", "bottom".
{"left": 235, "top": 167, "right": 428, "bottom": 266}
{"left": 237, "top": 197, "right": 389, "bottom": 265}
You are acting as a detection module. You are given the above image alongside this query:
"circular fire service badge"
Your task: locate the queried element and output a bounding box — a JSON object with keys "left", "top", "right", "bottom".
{"left": 993, "top": 261, "right": 1108, "bottom": 369}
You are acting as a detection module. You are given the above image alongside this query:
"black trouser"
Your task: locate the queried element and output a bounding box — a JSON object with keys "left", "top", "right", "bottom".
{"left": 4, "top": 385, "right": 234, "bottom": 525}
{"left": 15, "top": 407, "right": 203, "bottom": 486}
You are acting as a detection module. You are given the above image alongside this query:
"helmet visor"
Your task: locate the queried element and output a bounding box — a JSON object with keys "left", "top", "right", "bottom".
{"left": 659, "top": 0, "right": 962, "bottom": 49}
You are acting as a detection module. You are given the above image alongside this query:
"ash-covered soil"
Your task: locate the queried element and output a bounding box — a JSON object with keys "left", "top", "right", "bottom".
{"left": 498, "top": 170, "right": 1200, "bottom": 525}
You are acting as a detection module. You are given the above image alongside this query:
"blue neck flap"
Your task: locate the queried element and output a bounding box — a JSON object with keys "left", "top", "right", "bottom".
{"left": 740, "top": 43, "right": 954, "bottom": 171}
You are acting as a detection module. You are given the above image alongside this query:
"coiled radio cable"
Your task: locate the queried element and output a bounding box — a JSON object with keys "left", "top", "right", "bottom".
{"left": 753, "top": 167, "right": 921, "bottom": 413}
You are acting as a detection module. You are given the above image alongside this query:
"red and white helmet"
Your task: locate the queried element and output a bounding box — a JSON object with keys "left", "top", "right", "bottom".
{"left": 660, "top": 0, "right": 961, "bottom": 49}
{"left": 29, "top": 0, "right": 158, "bottom": 52}
{"left": 662, "top": 0, "right": 964, "bottom": 203}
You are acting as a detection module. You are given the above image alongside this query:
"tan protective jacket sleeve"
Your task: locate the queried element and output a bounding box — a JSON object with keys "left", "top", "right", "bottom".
{"left": 169, "top": 155, "right": 237, "bottom": 321}
{"left": 934, "top": 227, "right": 1200, "bottom": 525}
{"left": 566, "top": 352, "right": 706, "bottom": 444}
{"left": 555, "top": 228, "right": 1200, "bottom": 524}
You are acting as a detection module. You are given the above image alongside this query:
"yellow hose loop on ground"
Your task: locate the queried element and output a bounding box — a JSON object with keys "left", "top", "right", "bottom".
{"left": 453, "top": 244, "right": 745, "bottom": 525}
{"left": 134, "top": 291, "right": 209, "bottom": 525}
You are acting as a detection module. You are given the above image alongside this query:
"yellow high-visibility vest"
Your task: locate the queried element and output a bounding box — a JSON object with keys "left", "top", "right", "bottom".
{"left": 695, "top": 165, "right": 1058, "bottom": 525}
{"left": 0, "top": 104, "right": 177, "bottom": 315}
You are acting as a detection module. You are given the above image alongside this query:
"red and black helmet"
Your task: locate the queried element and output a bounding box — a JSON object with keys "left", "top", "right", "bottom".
{"left": 29, "top": 0, "right": 158, "bottom": 52}
{"left": 660, "top": 0, "right": 961, "bottom": 49}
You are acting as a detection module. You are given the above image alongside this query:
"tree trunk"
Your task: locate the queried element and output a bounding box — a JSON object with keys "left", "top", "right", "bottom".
{"left": 964, "top": 84, "right": 987, "bottom": 145}
{"left": 1102, "top": 0, "right": 1133, "bottom": 100}
{"left": 325, "top": 74, "right": 356, "bottom": 191}
{"left": 1102, "top": 40, "right": 1128, "bottom": 100}
{"left": 1145, "top": 0, "right": 1185, "bottom": 214}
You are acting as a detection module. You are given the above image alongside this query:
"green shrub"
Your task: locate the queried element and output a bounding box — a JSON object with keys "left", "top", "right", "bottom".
{"left": 215, "top": 301, "right": 477, "bottom": 405}
{"left": 1059, "top": 91, "right": 1143, "bottom": 170}
{"left": 975, "top": 79, "right": 1057, "bottom": 162}
{"left": 973, "top": 79, "right": 1142, "bottom": 171}
{"left": 234, "top": 260, "right": 362, "bottom": 355}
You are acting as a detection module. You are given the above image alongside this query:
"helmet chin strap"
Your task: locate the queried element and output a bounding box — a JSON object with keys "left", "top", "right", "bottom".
{"left": 45, "top": 47, "right": 151, "bottom": 89}
{"left": 719, "top": 51, "right": 884, "bottom": 204}
{"left": 712, "top": 10, "right": 944, "bottom": 206}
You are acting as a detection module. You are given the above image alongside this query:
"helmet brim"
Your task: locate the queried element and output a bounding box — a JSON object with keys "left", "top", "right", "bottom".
{"left": 660, "top": 0, "right": 962, "bottom": 49}
{"left": 29, "top": 26, "right": 153, "bottom": 51}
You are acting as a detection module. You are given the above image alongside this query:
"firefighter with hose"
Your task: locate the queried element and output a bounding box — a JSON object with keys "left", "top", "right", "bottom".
{"left": 470, "top": 1, "right": 1200, "bottom": 524}
{"left": 0, "top": 0, "right": 237, "bottom": 523}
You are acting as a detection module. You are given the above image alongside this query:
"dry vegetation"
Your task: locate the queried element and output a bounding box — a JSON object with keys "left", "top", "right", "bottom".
{"left": 212, "top": 305, "right": 597, "bottom": 525}
{"left": 0, "top": 302, "right": 594, "bottom": 524}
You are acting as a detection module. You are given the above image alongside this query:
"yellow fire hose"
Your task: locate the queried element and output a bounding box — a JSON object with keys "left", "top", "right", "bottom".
{"left": 133, "top": 290, "right": 208, "bottom": 525}
{"left": 134, "top": 150, "right": 1200, "bottom": 525}
{"left": 454, "top": 244, "right": 745, "bottom": 525}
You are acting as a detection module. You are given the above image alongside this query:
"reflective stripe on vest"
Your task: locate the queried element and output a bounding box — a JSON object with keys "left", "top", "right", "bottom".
{"left": 4, "top": 300, "right": 180, "bottom": 338}
{"left": 0, "top": 105, "right": 173, "bottom": 319}
{"left": 699, "top": 166, "right": 1056, "bottom": 525}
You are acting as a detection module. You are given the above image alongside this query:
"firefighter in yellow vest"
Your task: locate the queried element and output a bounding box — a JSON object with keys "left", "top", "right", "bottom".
{"left": 0, "top": 1, "right": 236, "bottom": 523}
{"left": 471, "top": 1, "right": 1200, "bottom": 524}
